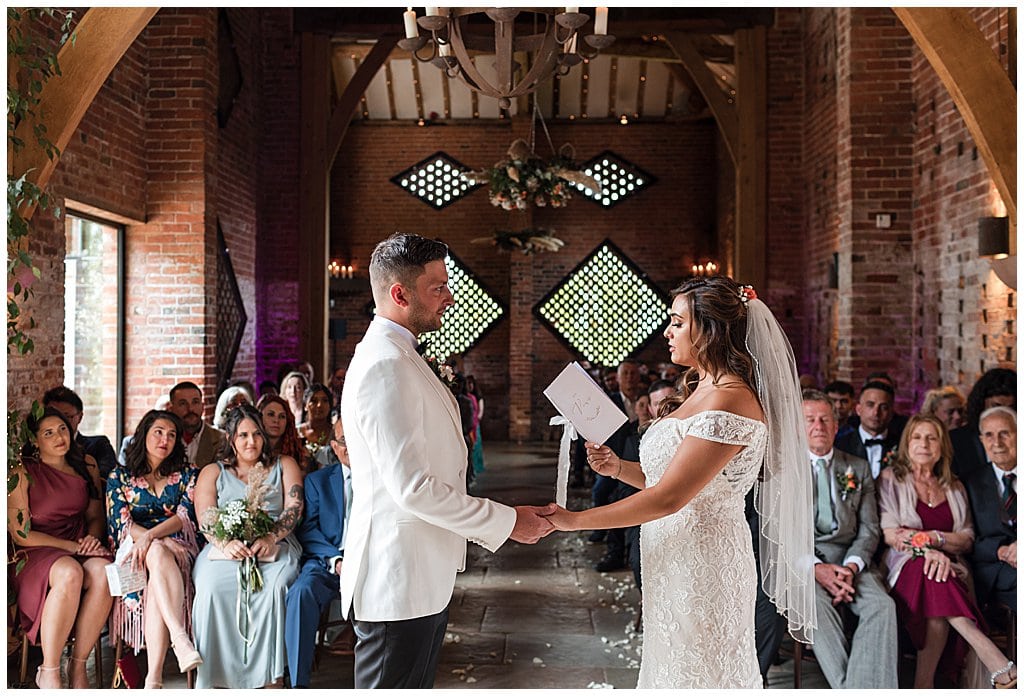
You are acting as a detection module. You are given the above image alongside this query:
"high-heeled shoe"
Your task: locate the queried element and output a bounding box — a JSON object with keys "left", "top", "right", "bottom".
{"left": 171, "top": 632, "right": 203, "bottom": 673}
{"left": 35, "top": 665, "right": 62, "bottom": 689}
{"left": 144, "top": 677, "right": 163, "bottom": 689}
{"left": 991, "top": 660, "right": 1016, "bottom": 688}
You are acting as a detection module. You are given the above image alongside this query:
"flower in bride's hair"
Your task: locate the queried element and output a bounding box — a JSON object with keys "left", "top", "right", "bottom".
{"left": 738, "top": 285, "right": 757, "bottom": 304}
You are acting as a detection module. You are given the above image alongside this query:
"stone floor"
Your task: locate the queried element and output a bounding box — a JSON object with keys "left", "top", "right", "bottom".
{"left": 9, "top": 440, "right": 831, "bottom": 690}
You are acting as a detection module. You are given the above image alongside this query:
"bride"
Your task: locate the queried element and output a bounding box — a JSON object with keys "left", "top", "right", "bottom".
{"left": 544, "top": 276, "right": 816, "bottom": 688}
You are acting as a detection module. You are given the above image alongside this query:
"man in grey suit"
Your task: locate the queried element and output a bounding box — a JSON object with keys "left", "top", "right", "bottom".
{"left": 803, "top": 390, "right": 898, "bottom": 689}
{"left": 168, "top": 381, "right": 226, "bottom": 468}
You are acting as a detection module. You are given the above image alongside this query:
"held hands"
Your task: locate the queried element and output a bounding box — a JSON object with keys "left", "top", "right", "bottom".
{"left": 510, "top": 504, "right": 559, "bottom": 544}
{"left": 998, "top": 541, "right": 1017, "bottom": 568}
{"left": 813, "top": 563, "right": 856, "bottom": 605}
{"left": 539, "top": 505, "right": 579, "bottom": 532}
{"left": 585, "top": 442, "right": 622, "bottom": 478}
{"left": 75, "top": 534, "right": 108, "bottom": 557}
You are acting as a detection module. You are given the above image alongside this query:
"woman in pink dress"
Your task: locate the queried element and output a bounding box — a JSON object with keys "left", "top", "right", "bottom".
{"left": 7, "top": 408, "right": 113, "bottom": 688}
{"left": 877, "top": 414, "right": 1016, "bottom": 688}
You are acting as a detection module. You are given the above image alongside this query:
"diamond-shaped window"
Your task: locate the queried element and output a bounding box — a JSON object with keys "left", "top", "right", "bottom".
{"left": 419, "top": 251, "right": 505, "bottom": 361}
{"left": 571, "top": 150, "right": 656, "bottom": 209}
{"left": 390, "top": 152, "right": 482, "bottom": 210}
{"left": 533, "top": 240, "right": 669, "bottom": 367}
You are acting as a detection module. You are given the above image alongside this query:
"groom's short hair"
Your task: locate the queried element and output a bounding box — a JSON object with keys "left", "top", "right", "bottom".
{"left": 369, "top": 233, "right": 448, "bottom": 300}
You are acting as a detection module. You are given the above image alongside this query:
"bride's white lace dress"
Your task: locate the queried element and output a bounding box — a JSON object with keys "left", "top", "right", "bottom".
{"left": 637, "top": 410, "right": 767, "bottom": 689}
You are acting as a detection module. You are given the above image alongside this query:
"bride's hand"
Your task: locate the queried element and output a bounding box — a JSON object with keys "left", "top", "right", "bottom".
{"left": 585, "top": 442, "right": 621, "bottom": 478}
{"left": 541, "top": 505, "right": 581, "bottom": 532}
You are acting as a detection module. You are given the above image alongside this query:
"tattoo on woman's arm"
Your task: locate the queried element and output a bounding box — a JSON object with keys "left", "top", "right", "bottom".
{"left": 275, "top": 484, "right": 305, "bottom": 535}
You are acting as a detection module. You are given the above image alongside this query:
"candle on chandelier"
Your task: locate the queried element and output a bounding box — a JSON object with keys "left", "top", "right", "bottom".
{"left": 439, "top": 40, "right": 451, "bottom": 57}
{"left": 426, "top": 7, "right": 439, "bottom": 16}
{"left": 403, "top": 7, "right": 418, "bottom": 39}
{"left": 595, "top": 7, "right": 608, "bottom": 35}
{"left": 566, "top": 6, "right": 579, "bottom": 14}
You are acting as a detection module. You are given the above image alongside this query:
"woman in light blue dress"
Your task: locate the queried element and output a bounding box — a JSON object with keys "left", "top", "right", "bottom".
{"left": 192, "top": 404, "right": 304, "bottom": 688}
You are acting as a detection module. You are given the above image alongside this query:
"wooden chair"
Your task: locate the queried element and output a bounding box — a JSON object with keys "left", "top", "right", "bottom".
{"left": 112, "top": 637, "right": 196, "bottom": 688}
{"left": 16, "top": 633, "right": 103, "bottom": 688}
{"left": 313, "top": 598, "right": 355, "bottom": 671}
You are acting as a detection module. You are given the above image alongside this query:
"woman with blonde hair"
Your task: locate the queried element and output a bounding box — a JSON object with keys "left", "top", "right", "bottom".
{"left": 877, "top": 414, "right": 1015, "bottom": 688}
{"left": 919, "top": 385, "right": 967, "bottom": 431}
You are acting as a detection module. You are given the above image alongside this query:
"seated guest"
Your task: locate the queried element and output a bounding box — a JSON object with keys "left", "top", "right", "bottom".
{"left": 42, "top": 385, "right": 118, "bottom": 480}
{"left": 192, "top": 405, "right": 304, "bottom": 688}
{"left": 835, "top": 381, "right": 900, "bottom": 478}
{"left": 877, "top": 415, "right": 1016, "bottom": 688}
{"left": 799, "top": 373, "right": 819, "bottom": 391}
{"left": 951, "top": 368, "right": 1016, "bottom": 480}
{"left": 802, "top": 390, "right": 897, "bottom": 688}
{"left": 107, "top": 410, "right": 201, "bottom": 687}
{"left": 168, "top": 381, "right": 226, "bottom": 469}
{"left": 258, "top": 394, "right": 311, "bottom": 473}
{"left": 258, "top": 379, "right": 279, "bottom": 399}
{"left": 863, "top": 371, "right": 908, "bottom": 442}
{"left": 824, "top": 380, "right": 856, "bottom": 439}
{"left": 213, "top": 385, "right": 253, "bottom": 430}
{"left": 285, "top": 417, "right": 353, "bottom": 688}
{"left": 920, "top": 385, "right": 967, "bottom": 432}
{"left": 466, "top": 375, "right": 486, "bottom": 475}
{"left": 328, "top": 366, "right": 347, "bottom": 411}
{"left": 965, "top": 406, "right": 1017, "bottom": 611}
{"left": 646, "top": 379, "right": 677, "bottom": 421}
{"left": 280, "top": 370, "right": 310, "bottom": 427}
{"left": 298, "top": 383, "right": 333, "bottom": 459}
{"left": 7, "top": 408, "right": 112, "bottom": 689}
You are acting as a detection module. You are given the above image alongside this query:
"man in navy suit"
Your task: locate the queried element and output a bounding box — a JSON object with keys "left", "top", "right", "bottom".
{"left": 42, "top": 386, "right": 119, "bottom": 480}
{"left": 965, "top": 406, "right": 1017, "bottom": 611}
{"left": 285, "top": 417, "right": 353, "bottom": 687}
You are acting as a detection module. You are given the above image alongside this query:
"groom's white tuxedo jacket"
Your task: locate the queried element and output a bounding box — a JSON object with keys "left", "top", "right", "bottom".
{"left": 339, "top": 318, "right": 517, "bottom": 622}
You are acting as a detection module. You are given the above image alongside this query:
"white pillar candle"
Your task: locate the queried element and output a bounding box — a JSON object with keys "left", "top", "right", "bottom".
{"left": 403, "top": 7, "right": 418, "bottom": 38}
{"left": 566, "top": 7, "right": 579, "bottom": 14}
{"left": 595, "top": 6, "right": 608, "bottom": 35}
{"left": 439, "top": 41, "right": 451, "bottom": 57}
{"left": 426, "top": 7, "right": 438, "bottom": 16}
{"left": 564, "top": 34, "right": 577, "bottom": 54}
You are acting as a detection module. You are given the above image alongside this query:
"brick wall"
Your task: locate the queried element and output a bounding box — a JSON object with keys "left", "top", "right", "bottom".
{"left": 328, "top": 117, "right": 718, "bottom": 440}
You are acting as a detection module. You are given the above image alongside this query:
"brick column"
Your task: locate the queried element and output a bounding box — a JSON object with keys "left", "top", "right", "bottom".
{"left": 834, "top": 8, "right": 916, "bottom": 408}
{"left": 124, "top": 8, "right": 220, "bottom": 426}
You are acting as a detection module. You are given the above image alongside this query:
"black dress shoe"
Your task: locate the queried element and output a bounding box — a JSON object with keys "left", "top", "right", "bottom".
{"left": 588, "top": 530, "right": 607, "bottom": 543}
{"left": 594, "top": 555, "right": 627, "bottom": 572}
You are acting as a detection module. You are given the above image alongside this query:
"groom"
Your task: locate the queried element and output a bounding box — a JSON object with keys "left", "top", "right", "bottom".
{"left": 340, "top": 233, "right": 556, "bottom": 688}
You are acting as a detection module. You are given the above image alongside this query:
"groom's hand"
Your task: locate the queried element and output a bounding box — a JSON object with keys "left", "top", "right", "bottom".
{"left": 509, "top": 503, "right": 558, "bottom": 544}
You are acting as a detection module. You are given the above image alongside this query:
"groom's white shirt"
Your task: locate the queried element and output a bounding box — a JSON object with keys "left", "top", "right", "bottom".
{"left": 339, "top": 316, "right": 517, "bottom": 622}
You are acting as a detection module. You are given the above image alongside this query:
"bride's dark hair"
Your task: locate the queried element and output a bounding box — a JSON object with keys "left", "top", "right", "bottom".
{"left": 657, "top": 275, "right": 757, "bottom": 418}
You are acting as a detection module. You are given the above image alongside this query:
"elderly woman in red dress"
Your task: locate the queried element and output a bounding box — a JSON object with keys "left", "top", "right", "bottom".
{"left": 7, "top": 408, "right": 112, "bottom": 689}
{"left": 877, "top": 414, "right": 1015, "bottom": 688}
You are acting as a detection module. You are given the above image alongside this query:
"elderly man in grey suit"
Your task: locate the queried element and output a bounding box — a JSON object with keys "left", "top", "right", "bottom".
{"left": 804, "top": 389, "right": 898, "bottom": 689}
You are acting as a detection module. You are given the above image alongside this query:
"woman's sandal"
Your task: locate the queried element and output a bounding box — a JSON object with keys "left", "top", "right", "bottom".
{"left": 991, "top": 660, "right": 1016, "bottom": 688}
{"left": 144, "top": 678, "right": 164, "bottom": 689}
{"left": 35, "top": 665, "right": 62, "bottom": 689}
{"left": 171, "top": 632, "right": 203, "bottom": 673}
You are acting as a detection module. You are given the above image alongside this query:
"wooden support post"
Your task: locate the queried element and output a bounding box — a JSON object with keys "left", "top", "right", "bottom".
{"left": 11, "top": 7, "right": 157, "bottom": 216}
{"left": 893, "top": 7, "right": 1017, "bottom": 227}
{"left": 298, "top": 32, "right": 331, "bottom": 379}
{"left": 734, "top": 26, "right": 767, "bottom": 289}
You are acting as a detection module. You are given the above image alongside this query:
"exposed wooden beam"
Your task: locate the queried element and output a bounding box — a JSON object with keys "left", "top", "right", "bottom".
{"left": 734, "top": 26, "right": 767, "bottom": 289}
{"left": 893, "top": 7, "right": 1017, "bottom": 227}
{"left": 298, "top": 32, "right": 332, "bottom": 378}
{"left": 664, "top": 31, "right": 738, "bottom": 164}
{"left": 12, "top": 7, "right": 157, "bottom": 216}
{"left": 327, "top": 37, "right": 399, "bottom": 158}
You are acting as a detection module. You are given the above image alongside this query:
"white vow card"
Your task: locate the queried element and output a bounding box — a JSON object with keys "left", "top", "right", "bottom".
{"left": 543, "top": 362, "right": 627, "bottom": 444}
{"left": 544, "top": 362, "right": 628, "bottom": 506}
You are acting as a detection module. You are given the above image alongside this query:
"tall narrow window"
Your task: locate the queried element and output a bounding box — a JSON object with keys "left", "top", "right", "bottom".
{"left": 64, "top": 213, "right": 123, "bottom": 445}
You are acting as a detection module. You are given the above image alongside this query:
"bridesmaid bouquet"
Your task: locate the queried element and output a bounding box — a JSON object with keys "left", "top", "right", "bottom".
{"left": 200, "top": 465, "right": 278, "bottom": 663}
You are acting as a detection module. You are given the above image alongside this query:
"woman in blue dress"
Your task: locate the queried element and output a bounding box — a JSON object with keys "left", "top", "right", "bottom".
{"left": 107, "top": 410, "right": 201, "bottom": 688}
{"left": 191, "top": 404, "right": 304, "bottom": 688}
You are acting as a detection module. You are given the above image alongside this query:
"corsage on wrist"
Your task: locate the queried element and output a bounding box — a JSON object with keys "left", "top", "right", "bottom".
{"left": 905, "top": 531, "right": 933, "bottom": 558}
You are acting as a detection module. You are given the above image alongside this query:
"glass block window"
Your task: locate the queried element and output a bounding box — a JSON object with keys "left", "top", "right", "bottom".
{"left": 390, "top": 152, "right": 482, "bottom": 210}
{"left": 418, "top": 251, "right": 505, "bottom": 361}
{"left": 572, "top": 150, "right": 657, "bottom": 209}
{"left": 534, "top": 240, "right": 669, "bottom": 367}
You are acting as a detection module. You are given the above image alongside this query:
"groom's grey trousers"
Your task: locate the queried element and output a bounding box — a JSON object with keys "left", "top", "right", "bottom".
{"left": 352, "top": 607, "right": 450, "bottom": 688}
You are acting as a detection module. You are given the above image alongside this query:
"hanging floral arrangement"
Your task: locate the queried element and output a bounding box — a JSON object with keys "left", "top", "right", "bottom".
{"left": 471, "top": 228, "right": 565, "bottom": 255}
{"left": 467, "top": 139, "right": 600, "bottom": 211}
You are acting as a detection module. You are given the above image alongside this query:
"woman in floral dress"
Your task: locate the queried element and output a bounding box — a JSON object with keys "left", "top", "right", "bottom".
{"left": 107, "top": 410, "right": 201, "bottom": 688}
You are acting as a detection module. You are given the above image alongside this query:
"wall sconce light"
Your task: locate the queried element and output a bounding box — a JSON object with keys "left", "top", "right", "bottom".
{"left": 690, "top": 260, "right": 719, "bottom": 277}
{"left": 978, "top": 216, "right": 1010, "bottom": 259}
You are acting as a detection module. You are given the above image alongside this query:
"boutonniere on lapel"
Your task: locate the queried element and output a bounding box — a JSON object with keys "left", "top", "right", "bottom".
{"left": 423, "top": 354, "right": 457, "bottom": 389}
{"left": 835, "top": 465, "right": 862, "bottom": 502}
{"left": 880, "top": 446, "right": 898, "bottom": 471}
